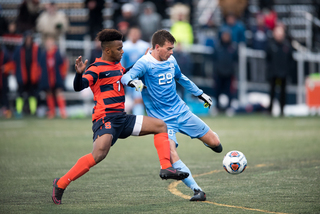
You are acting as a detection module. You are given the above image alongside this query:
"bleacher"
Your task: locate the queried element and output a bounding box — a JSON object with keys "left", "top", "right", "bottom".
{"left": 0, "top": 0, "right": 114, "bottom": 40}
{"left": 248, "top": 0, "right": 317, "bottom": 46}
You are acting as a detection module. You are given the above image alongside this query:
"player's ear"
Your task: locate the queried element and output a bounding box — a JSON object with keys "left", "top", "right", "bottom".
{"left": 105, "top": 46, "right": 110, "bottom": 54}
{"left": 155, "top": 44, "right": 160, "bottom": 51}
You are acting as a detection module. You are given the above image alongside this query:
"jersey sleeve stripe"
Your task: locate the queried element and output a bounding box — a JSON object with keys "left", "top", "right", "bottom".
{"left": 83, "top": 78, "right": 89, "bottom": 88}
{"left": 103, "top": 96, "right": 125, "bottom": 105}
{"left": 84, "top": 70, "right": 98, "bottom": 85}
{"left": 100, "top": 84, "right": 114, "bottom": 92}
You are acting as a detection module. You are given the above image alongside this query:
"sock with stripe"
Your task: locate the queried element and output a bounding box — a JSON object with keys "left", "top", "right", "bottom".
{"left": 154, "top": 133, "right": 172, "bottom": 169}
{"left": 57, "top": 153, "right": 96, "bottom": 189}
{"left": 172, "top": 159, "right": 202, "bottom": 192}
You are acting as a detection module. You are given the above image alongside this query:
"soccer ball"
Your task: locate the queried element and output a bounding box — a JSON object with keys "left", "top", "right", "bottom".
{"left": 223, "top": 151, "right": 247, "bottom": 174}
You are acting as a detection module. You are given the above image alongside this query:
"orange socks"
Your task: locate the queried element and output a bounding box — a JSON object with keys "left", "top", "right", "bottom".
{"left": 56, "top": 94, "right": 67, "bottom": 118}
{"left": 154, "top": 133, "right": 172, "bottom": 169}
{"left": 46, "top": 94, "right": 55, "bottom": 118}
{"left": 57, "top": 134, "right": 171, "bottom": 189}
{"left": 57, "top": 153, "right": 96, "bottom": 189}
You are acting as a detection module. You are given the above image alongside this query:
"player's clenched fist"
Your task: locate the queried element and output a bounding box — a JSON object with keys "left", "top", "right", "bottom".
{"left": 128, "top": 80, "right": 147, "bottom": 92}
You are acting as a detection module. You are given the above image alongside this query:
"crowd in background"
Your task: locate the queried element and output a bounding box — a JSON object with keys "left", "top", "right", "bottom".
{"left": 0, "top": 0, "right": 317, "bottom": 119}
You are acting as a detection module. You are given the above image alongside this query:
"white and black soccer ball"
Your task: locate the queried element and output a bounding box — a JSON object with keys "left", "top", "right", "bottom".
{"left": 223, "top": 151, "right": 247, "bottom": 174}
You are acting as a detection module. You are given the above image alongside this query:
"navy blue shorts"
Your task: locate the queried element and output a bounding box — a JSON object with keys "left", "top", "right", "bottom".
{"left": 92, "top": 113, "right": 143, "bottom": 146}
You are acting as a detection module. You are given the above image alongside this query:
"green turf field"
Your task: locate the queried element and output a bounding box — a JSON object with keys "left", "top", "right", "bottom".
{"left": 0, "top": 116, "right": 319, "bottom": 214}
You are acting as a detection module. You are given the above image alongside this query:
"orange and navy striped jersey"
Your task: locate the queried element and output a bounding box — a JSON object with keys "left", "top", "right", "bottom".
{"left": 74, "top": 58, "right": 126, "bottom": 122}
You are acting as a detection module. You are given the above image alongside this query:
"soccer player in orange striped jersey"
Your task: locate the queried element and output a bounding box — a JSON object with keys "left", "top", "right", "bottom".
{"left": 52, "top": 29, "right": 189, "bottom": 205}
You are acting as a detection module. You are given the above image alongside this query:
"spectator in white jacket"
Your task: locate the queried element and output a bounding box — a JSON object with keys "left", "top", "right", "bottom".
{"left": 36, "top": 2, "right": 69, "bottom": 42}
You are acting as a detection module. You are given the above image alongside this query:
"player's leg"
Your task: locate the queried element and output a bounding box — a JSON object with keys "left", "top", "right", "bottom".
{"left": 15, "top": 84, "right": 25, "bottom": 117}
{"left": 46, "top": 90, "right": 55, "bottom": 119}
{"left": 169, "top": 139, "right": 206, "bottom": 201}
{"left": 199, "top": 130, "right": 223, "bottom": 153}
{"left": 179, "top": 111, "right": 222, "bottom": 153}
{"left": 138, "top": 115, "right": 189, "bottom": 180}
{"left": 52, "top": 134, "right": 112, "bottom": 204}
{"left": 55, "top": 88, "right": 67, "bottom": 119}
{"left": 28, "top": 84, "right": 38, "bottom": 115}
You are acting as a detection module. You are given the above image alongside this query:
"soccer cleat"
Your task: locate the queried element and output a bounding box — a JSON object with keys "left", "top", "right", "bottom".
{"left": 159, "top": 167, "right": 189, "bottom": 180}
{"left": 190, "top": 189, "right": 206, "bottom": 201}
{"left": 52, "top": 178, "right": 65, "bottom": 205}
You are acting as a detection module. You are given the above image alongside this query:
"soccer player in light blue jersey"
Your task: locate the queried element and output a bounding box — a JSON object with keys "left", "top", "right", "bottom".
{"left": 122, "top": 30, "right": 223, "bottom": 201}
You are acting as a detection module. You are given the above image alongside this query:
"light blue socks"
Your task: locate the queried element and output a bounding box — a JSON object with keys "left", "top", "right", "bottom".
{"left": 172, "top": 159, "right": 202, "bottom": 192}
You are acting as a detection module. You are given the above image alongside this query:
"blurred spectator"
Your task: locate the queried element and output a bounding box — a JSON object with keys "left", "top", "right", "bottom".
{"left": 114, "top": 3, "right": 138, "bottom": 40}
{"left": 266, "top": 24, "right": 293, "bottom": 117}
{"left": 36, "top": 2, "right": 69, "bottom": 42}
{"left": 213, "top": 28, "right": 237, "bottom": 112}
{"left": 170, "top": 3, "right": 194, "bottom": 46}
{"left": 121, "top": 27, "right": 149, "bottom": 115}
{"left": 248, "top": 14, "right": 271, "bottom": 82}
{"left": 219, "top": 0, "right": 247, "bottom": 19}
{"left": 2, "top": 22, "right": 23, "bottom": 55}
{"left": 39, "top": 36, "right": 67, "bottom": 119}
{"left": 85, "top": 0, "right": 104, "bottom": 40}
{"left": 138, "top": 2, "right": 162, "bottom": 42}
{"left": 219, "top": 13, "right": 246, "bottom": 45}
{"left": 16, "top": 0, "right": 41, "bottom": 34}
{"left": 112, "top": 0, "right": 131, "bottom": 25}
{"left": 0, "top": 6, "right": 8, "bottom": 36}
{"left": 145, "top": 0, "right": 169, "bottom": 19}
{"left": 0, "top": 46, "right": 13, "bottom": 118}
{"left": 250, "top": 14, "right": 270, "bottom": 51}
{"left": 12, "top": 31, "right": 41, "bottom": 117}
{"left": 262, "top": 7, "right": 277, "bottom": 31}
{"left": 89, "top": 38, "right": 102, "bottom": 64}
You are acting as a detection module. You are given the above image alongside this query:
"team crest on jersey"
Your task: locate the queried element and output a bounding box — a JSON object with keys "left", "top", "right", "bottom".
{"left": 169, "top": 63, "right": 174, "bottom": 70}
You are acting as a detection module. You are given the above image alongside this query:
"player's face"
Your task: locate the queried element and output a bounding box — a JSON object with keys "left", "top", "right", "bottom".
{"left": 109, "top": 40, "right": 124, "bottom": 62}
{"left": 158, "top": 41, "right": 174, "bottom": 61}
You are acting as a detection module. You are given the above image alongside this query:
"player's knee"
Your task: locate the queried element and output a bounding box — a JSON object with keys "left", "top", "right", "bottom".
{"left": 156, "top": 119, "right": 167, "bottom": 134}
{"left": 212, "top": 131, "right": 221, "bottom": 147}
{"left": 92, "top": 149, "right": 108, "bottom": 163}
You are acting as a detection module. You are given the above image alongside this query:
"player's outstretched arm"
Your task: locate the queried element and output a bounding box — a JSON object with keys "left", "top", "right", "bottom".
{"left": 121, "top": 58, "right": 148, "bottom": 89}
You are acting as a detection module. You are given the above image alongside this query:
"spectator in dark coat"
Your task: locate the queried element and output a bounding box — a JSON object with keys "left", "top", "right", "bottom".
{"left": 213, "top": 28, "right": 238, "bottom": 111}
{"left": 39, "top": 36, "right": 67, "bottom": 119}
{"left": 16, "top": 0, "right": 41, "bottom": 34}
{"left": 85, "top": 0, "right": 104, "bottom": 40}
{"left": 219, "top": 13, "right": 246, "bottom": 45}
{"left": 266, "top": 24, "right": 293, "bottom": 116}
{"left": 12, "top": 31, "right": 41, "bottom": 117}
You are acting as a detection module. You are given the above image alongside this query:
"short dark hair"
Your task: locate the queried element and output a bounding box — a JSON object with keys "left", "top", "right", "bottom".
{"left": 151, "top": 30, "right": 176, "bottom": 49}
{"left": 96, "top": 29, "right": 123, "bottom": 49}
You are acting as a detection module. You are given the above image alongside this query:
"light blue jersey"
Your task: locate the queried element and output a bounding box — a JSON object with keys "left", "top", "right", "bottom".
{"left": 122, "top": 52, "right": 203, "bottom": 120}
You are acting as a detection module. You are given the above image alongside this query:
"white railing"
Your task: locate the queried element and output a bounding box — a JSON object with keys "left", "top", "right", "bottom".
{"left": 238, "top": 43, "right": 320, "bottom": 105}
